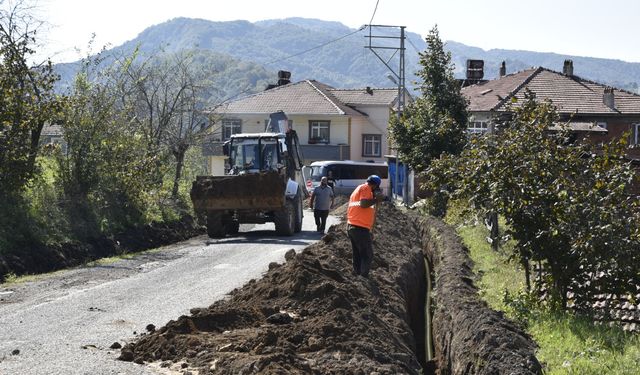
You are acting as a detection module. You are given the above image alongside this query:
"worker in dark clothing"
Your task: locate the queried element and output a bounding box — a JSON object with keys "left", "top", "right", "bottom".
{"left": 326, "top": 170, "right": 336, "bottom": 192}
{"left": 347, "top": 175, "right": 384, "bottom": 277}
{"left": 309, "top": 176, "right": 335, "bottom": 232}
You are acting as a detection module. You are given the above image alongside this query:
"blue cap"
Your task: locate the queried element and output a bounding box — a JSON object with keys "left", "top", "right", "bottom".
{"left": 366, "top": 175, "right": 381, "bottom": 186}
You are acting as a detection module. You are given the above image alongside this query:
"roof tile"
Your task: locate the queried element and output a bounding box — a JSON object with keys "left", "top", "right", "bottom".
{"left": 462, "top": 68, "right": 640, "bottom": 115}
{"left": 213, "top": 80, "right": 367, "bottom": 117}
{"left": 330, "top": 87, "right": 398, "bottom": 106}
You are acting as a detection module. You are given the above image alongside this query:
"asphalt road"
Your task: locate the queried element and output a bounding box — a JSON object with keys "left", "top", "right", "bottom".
{"left": 0, "top": 210, "right": 339, "bottom": 375}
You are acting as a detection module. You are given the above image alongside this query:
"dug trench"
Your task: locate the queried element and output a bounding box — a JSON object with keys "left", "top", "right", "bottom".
{"left": 119, "top": 202, "right": 542, "bottom": 374}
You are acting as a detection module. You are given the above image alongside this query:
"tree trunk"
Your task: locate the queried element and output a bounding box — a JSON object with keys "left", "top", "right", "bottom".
{"left": 485, "top": 211, "right": 500, "bottom": 251}
{"left": 548, "top": 261, "right": 568, "bottom": 310}
{"left": 171, "top": 147, "right": 187, "bottom": 199}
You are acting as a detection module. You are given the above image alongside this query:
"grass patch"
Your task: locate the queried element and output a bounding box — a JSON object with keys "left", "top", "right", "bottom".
{"left": 86, "top": 245, "right": 167, "bottom": 267}
{"left": 454, "top": 216, "right": 640, "bottom": 374}
{"left": 1, "top": 270, "right": 66, "bottom": 286}
{"left": 530, "top": 313, "right": 640, "bottom": 374}
{"left": 456, "top": 223, "right": 524, "bottom": 310}
{"left": 86, "top": 253, "right": 137, "bottom": 267}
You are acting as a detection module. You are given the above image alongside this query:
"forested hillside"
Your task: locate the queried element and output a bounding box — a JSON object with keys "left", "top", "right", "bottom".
{"left": 55, "top": 17, "right": 640, "bottom": 96}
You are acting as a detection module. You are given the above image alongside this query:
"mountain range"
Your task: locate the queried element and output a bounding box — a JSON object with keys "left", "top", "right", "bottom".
{"left": 54, "top": 17, "right": 640, "bottom": 97}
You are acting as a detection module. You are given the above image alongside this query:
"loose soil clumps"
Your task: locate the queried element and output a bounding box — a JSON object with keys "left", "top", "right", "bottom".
{"left": 119, "top": 202, "right": 542, "bottom": 374}
{"left": 120, "top": 202, "right": 428, "bottom": 374}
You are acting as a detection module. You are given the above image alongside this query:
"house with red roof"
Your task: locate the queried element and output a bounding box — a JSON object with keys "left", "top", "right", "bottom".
{"left": 204, "top": 79, "right": 407, "bottom": 175}
{"left": 462, "top": 60, "right": 640, "bottom": 159}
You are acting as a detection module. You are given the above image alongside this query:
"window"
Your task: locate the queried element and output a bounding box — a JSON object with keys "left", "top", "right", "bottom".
{"left": 308, "top": 120, "right": 330, "bottom": 143}
{"left": 467, "top": 121, "right": 489, "bottom": 134}
{"left": 260, "top": 141, "right": 280, "bottom": 170}
{"left": 362, "top": 134, "right": 382, "bottom": 157}
{"left": 222, "top": 119, "right": 242, "bottom": 140}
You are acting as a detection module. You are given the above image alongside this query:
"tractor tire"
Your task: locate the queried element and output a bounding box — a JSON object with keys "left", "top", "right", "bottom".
{"left": 206, "top": 211, "right": 227, "bottom": 238}
{"left": 222, "top": 214, "right": 240, "bottom": 235}
{"left": 274, "top": 199, "right": 296, "bottom": 236}
{"left": 294, "top": 190, "right": 303, "bottom": 233}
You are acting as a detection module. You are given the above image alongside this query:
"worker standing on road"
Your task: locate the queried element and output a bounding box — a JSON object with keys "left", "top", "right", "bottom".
{"left": 347, "top": 175, "right": 384, "bottom": 278}
{"left": 326, "top": 170, "right": 336, "bottom": 192}
{"left": 309, "top": 176, "right": 335, "bottom": 233}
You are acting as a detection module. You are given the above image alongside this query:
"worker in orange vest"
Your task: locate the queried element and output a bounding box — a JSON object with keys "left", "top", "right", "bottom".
{"left": 347, "top": 175, "right": 385, "bottom": 278}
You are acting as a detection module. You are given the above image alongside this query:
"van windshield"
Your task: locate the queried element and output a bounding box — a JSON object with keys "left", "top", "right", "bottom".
{"left": 309, "top": 166, "right": 327, "bottom": 181}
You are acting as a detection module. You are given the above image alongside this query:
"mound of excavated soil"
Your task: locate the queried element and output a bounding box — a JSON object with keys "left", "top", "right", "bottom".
{"left": 0, "top": 216, "right": 203, "bottom": 282}
{"left": 119, "top": 202, "right": 428, "bottom": 374}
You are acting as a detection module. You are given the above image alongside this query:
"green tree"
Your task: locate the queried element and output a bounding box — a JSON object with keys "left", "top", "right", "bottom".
{"left": 552, "top": 139, "right": 640, "bottom": 309}
{"left": 0, "top": 0, "right": 61, "bottom": 196}
{"left": 0, "top": 0, "right": 63, "bottom": 252}
{"left": 428, "top": 92, "right": 640, "bottom": 308}
{"left": 389, "top": 25, "right": 468, "bottom": 173}
{"left": 58, "top": 52, "right": 158, "bottom": 236}
{"left": 113, "top": 50, "right": 219, "bottom": 202}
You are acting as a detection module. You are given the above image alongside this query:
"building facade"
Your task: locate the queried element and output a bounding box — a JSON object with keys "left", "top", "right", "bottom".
{"left": 462, "top": 60, "right": 640, "bottom": 159}
{"left": 204, "top": 80, "right": 407, "bottom": 175}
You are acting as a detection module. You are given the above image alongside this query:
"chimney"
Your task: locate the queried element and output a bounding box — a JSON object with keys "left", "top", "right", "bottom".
{"left": 277, "top": 70, "right": 291, "bottom": 86}
{"left": 466, "top": 59, "right": 484, "bottom": 80}
{"left": 266, "top": 70, "right": 292, "bottom": 90}
{"left": 563, "top": 59, "right": 574, "bottom": 76}
{"left": 499, "top": 61, "right": 506, "bottom": 77}
{"left": 603, "top": 87, "right": 615, "bottom": 109}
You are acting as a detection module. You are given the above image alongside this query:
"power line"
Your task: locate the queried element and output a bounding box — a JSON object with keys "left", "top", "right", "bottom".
{"left": 369, "top": 0, "right": 380, "bottom": 26}
{"left": 262, "top": 1, "right": 394, "bottom": 69}
{"left": 407, "top": 37, "right": 422, "bottom": 55}
{"left": 264, "top": 26, "right": 366, "bottom": 66}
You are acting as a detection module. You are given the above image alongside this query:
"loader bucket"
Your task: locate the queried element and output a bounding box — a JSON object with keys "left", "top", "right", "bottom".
{"left": 191, "top": 171, "right": 286, "bottom": 211}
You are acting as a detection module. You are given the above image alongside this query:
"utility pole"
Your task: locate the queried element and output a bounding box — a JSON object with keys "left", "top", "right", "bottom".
{"left": 365, "top": 25, "right": 408, "bottom": 205}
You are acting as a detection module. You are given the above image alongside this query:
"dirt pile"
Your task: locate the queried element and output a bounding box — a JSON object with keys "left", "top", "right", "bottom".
{"left": 119, "top": 202, "right": 428, "bottom": 374}
{"left": 0, "top": 216, "right": 203, "bottom": 282}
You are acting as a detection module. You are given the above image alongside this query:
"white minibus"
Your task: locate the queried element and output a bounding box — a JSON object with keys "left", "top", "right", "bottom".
{"left": 303, "top": 160, "right": 389, "bottom": 195}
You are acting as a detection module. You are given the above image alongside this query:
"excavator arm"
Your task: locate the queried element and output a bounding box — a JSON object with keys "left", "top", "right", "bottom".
{"left": 266, "top": 111, "right": 308, "bottom": 198}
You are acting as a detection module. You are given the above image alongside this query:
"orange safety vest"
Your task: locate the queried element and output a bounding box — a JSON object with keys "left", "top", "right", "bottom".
{"left": 347, "top": 183, "right": 376, "bottom": 230}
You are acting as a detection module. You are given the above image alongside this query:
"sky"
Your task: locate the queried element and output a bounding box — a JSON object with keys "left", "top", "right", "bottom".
{"left": 24, "top": 0, "right": 640, "bottom": 64}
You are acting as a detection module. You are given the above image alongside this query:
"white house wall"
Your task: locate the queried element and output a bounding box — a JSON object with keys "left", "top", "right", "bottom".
{"left": 212, "top": 114, "right": 350, "bottom": 145}
{"left": 209, "top": 156, "right": 226, "bottom": 176}
{"left": 350, "top": 105, "right": 390, "bottom": 162}
{"left": 350, "top": 116, "right": 365, "bottom": 159}
{"left": 208, "top": 114, "right": 352, "bottom": 174}
{"left": 208, "top": 105, "right": 392, "bottom": 172}
{"left": 288, "top": 115, "right": 350, "bottom": 146}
